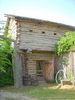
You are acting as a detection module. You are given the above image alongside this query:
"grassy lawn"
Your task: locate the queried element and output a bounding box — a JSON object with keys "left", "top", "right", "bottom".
{"left": 0, "top": 84, "right": 75, "bottom": 100}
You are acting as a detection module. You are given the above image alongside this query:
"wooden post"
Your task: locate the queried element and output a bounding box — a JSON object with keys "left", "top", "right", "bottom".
{"left": 71, "top": 52, "right": 75, "bottom": 86}
{"left": 14, "top": 42, "right": 23, "bottom": 88}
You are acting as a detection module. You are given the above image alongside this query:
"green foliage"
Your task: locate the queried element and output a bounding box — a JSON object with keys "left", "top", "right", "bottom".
{"left": 57, "top": 75, "right": 62, "bottom": 83}
{"left": 54, "top": 32, "right": 74, "bottom": 82}
{"left": 0, "top": 38, "right": 14, "bottom": 87}
{"left": 0, "top": 26, "right": 14, "bottom": 87}
{"left": 0, "top": 72, "right": 14, "bottom": 87}
{"left": 61, "top": 57, "right": 68, "bottom": 66}
{"left": 68, "top": 69, "right": 72, "bottom": 82}
{"left": 37, "top": 62, "right": 41, "bottom": 70}
{"left": 0, "top": 39, "right": 12, "bottom": 72}
{"left": 54, "top": 32, "right": 75, "bottom": 56}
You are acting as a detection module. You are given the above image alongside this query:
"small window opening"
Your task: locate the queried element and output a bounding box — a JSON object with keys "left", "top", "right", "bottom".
{"left": 54, "top": 33, "right": 57, "bottom": 35}
{"left": 42, "top": 31, "right": 45, "bottom": 34}
{"left": 29, "top": 29, "right": 33, "bottom": 32}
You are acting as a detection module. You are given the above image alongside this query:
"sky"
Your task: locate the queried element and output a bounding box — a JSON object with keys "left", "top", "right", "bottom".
{"left": 0, "top": 0, "right": 75, "bottom": 26}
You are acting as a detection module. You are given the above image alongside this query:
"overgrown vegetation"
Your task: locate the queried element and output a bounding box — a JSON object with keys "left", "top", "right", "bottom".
{"left": 0, "top": 27, "right": 14, "bottom": 87}
{"left": 54, "top": 32, "right": 75, "bottom": 82}
{"left": 54, "top": 32, "right": 75, "bottom": 56}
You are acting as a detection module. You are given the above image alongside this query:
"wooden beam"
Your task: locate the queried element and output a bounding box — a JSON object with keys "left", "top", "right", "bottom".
{"left": 14, "top": 42, "right": 23, "bottom": 88}
{"left": 71, "top": 52, "right": 75, "bottom": 86}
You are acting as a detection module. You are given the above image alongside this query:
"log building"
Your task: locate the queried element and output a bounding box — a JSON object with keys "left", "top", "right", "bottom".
{"left": 5, "top": 14, "right": 75, "bottom": 87}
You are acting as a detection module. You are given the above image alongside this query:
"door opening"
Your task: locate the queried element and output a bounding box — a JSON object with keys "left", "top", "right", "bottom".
{"left": 36, "top": 60, "right": 54, "bottom": 82}
{"left": 36, "top": 61, "right": 43, "bottom": 77}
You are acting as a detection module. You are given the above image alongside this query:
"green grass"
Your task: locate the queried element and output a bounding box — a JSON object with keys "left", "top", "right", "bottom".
{"left": 1, "top": 84, "right": 75, "bottom": 100}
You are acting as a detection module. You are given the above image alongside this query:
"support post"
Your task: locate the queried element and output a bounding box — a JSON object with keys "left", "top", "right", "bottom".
{"left": 71, "top": 52, "right": 75, "bottom": 86}
{"left": 14, "top": 42, "right": 23, "bottom": 88}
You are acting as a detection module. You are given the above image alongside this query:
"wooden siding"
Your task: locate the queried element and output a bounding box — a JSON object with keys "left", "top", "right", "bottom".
{"left": 7, "top": 17, "right": 75, "bottom": 86}
{"left": 8, "top": 19, "right": 17, "bottom": 40}
{"left": 8, "top": 19, "right": 20, "bottom": 47}
{"left": 22, "top": 52, "right": 54, "bottom": 85}
{"left": 18, "top": 21, "right": 71, "bottom": 51}
{"left": 23, "top": 52, "right": 54, "bottom": 78}
{"left": 8, "top": 19, "right": 74, "bottom": 51}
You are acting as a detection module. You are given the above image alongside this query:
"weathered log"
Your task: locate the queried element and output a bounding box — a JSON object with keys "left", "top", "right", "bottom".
{"left": 14, "top": 42, "right": 23, "bottom": 88}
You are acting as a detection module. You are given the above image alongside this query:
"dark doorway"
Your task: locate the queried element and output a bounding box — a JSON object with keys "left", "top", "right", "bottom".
{"left": 36, "top": 61, "right": 45, "bottom": 84}
{"left": 36, "top": 60, "right": 54, "bottom": 83}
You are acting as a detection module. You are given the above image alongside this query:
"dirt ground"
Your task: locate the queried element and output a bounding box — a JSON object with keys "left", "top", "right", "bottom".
{"left": 0, "top": 91, "right": 37, "bottom": 100}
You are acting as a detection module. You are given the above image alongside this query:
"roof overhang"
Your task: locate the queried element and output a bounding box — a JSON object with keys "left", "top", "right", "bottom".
{"left": 5, "top": 14, "right": 75, "bottom": 31}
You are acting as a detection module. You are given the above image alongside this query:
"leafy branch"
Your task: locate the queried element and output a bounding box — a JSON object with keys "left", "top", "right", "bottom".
{"left": 54, "top": 32, "right": 75, "bottom": 56}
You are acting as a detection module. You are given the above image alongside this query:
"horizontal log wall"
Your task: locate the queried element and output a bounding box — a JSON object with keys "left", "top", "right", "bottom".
{"left": 25, "top": 52, "right": 54, "bottom": 76}
{"left": 18, "top": 20, "right": 70, "bottom": 51}
{"left": 8, "top": 19, "right": 20, "bottom": 46}
{"left": 22, "top": 52, "right": 54, "bottom": 85}
{"left": 8, "top": 19, "right": 17, "bottom": 40}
